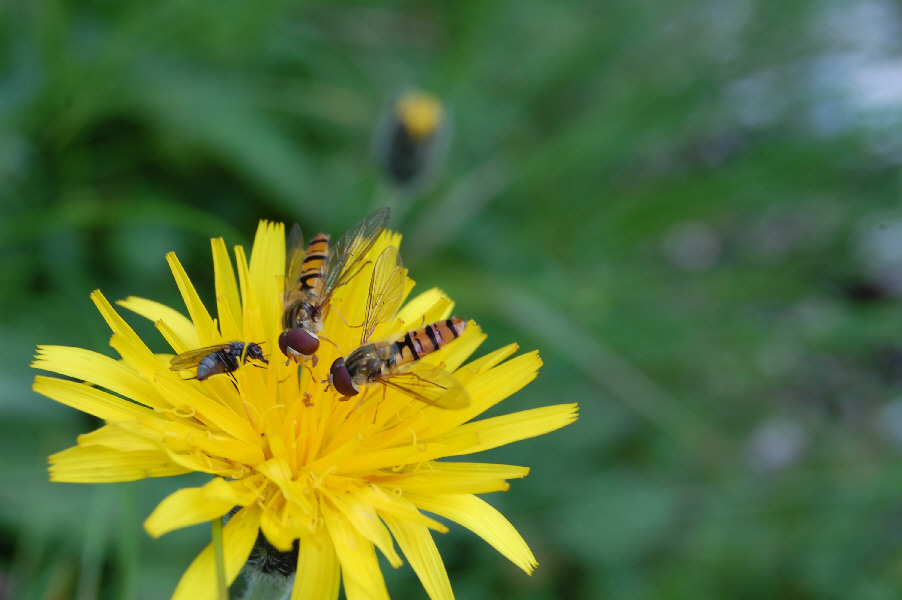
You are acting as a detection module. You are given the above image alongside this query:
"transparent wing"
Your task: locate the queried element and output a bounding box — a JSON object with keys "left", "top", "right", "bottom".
{"left": 283, "top": 222, "right": 305, "bottom": 303}
{"left": 169, "top": 345, "right": 227, "bottom": 370}
{"left": 379, "top": 362, "right": 470, "bottom": 409}
{"left": 322, "top": 207, "right": 391, "bottom": 300}
{"left": 361, "top": 246, "right": 405, "bottom": 344}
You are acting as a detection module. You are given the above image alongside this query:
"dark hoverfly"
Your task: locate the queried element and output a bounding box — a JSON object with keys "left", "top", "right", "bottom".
{"left": 328, "top": 245, "right": 470, "bottom": 410}
{"left": 279, "top": 207, "right": 391, "bottom": 362}
{"left": 169, "top": 342, "right": 267, "bottom": 381}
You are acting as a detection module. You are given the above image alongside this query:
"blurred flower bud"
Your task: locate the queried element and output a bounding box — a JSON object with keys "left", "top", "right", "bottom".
{"left": 373, "top": 89, "right": 449, "bottom": 189}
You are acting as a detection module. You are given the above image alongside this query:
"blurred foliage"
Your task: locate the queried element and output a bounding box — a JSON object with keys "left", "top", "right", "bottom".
{"left": 5, "top": 0, "right": 902, "bottom": 598}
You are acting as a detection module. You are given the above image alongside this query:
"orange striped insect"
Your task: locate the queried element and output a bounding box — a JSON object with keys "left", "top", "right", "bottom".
{"left": 327, "top": 246, "right": 470, "bottom": 409}
{"left": 279, "top": 207, "right": 390, "bottom": 362}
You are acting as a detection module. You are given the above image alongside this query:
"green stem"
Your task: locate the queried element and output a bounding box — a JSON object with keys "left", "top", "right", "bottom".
{"left": 117, "top": 483, "right": 139, "bottom": 600}
{"left": 211, "top": 518, "right": 228, "bottom": 600}
{"left": 77, "top": 486, "right": 113, "bottom": 600}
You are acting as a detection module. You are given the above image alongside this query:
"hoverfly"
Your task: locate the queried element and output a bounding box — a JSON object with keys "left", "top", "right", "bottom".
{"left": 169, "top": 341, "right": 268, "bottom": 381}
{"left": 327, "top": 245, "right": 470, "bottom": 409}
{"left": 279, "top": 207, "right": 391, "bottom": 362}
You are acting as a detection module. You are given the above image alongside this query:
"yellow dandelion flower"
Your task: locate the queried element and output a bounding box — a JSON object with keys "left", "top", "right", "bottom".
{"left": 32, "top": 219, "right": 579, "bottom": 600}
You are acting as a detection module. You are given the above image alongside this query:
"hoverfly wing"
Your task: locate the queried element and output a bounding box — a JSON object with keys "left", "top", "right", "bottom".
{"left": 169, "top": 344, "right": 228, "bottom": 370}
{"left": 283, "top": 222, "right": 306, "bottom": 303}
{"left": 321, "top": 207, "right": 391, "bottom": 300}
{"left": 361, "top": 245, "right": 405, "bottom": 344}
{"left": 381, "top": 362, "right": 470, "bottom": 410}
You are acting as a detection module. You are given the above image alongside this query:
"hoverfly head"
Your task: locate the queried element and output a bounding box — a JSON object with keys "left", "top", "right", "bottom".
{"left": 328, "top": 357, "right": 360, "bottom": 397}
{"left": 279, "top": 328, "right": 320, "bottom": 359}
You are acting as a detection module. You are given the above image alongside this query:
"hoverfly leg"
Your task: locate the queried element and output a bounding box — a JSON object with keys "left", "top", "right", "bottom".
{"left": 329, "top": 303, "right": 353, "bottom": 329}
{"left": 372, "top": 384, "right": 388, "bottom": 424}
{"left": 317, "top": 332, "right": 343, "bottom": 355}
{"left": 226, "top": 371, "right": 240, "bottom": 393}
{"left": 356, "top": 386, "right": 375, "bottom": 412}
{"left": 283, "top": 353, "right": 308, "bottom": 367}
{"left": 340, "top": 386, "right": 373, "bottom": 422}
{"left": 299, "top": 359, "right": 317, "bottom": 381}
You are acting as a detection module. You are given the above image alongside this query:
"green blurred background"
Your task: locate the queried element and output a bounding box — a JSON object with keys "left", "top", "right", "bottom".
{"left": 5, "top": 1, "right": 902, "bottom": 598}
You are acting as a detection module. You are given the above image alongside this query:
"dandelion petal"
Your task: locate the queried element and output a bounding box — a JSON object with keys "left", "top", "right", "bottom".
{"left": 166, "top": 252, "right": 218, "bottom": 346}
{"left": 408, "top": 493, "right": 538, "bottom": 574}
{"left": 445, "top": 403, "right": 579, "bottom": 455}
{"left": 32, "top": 345, "right": 164, "bottom": 409}
{"left": 211, "top": 237, "right": 242, "bottom": 338}
{"left": 384, "top": 516, "right": 454, "bottom": 600}
{"left": 33, "top": 376, "right": 153, "bottom": 422}
{"left": 323, "top": 499, "right": 390, "bottom": 600}
{"left": 116, "top": 296, "right": 198, "bottom": 348}
{"left": 292, "top": 532, "right": 341, "bottom": 600}
{"left": 145, "top": 477, "right": 258, "bottom": 538}
{"left": 49, "top": 445, "right": 189, "bottom": 482}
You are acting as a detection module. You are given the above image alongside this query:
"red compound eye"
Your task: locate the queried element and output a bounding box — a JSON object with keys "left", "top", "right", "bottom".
{"left": 279, "top": 329, "right": 319, "bottom": 358}
{"left": 329, "top": 358, "right": 359, "bottom": 396}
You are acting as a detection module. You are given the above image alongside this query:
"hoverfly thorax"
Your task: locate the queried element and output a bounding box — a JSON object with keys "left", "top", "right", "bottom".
{"left": 349, "top": 346, "right": 386, "bottom": 378}
{"left": 281, "top": 298, "right": 311, "bottom": 330}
